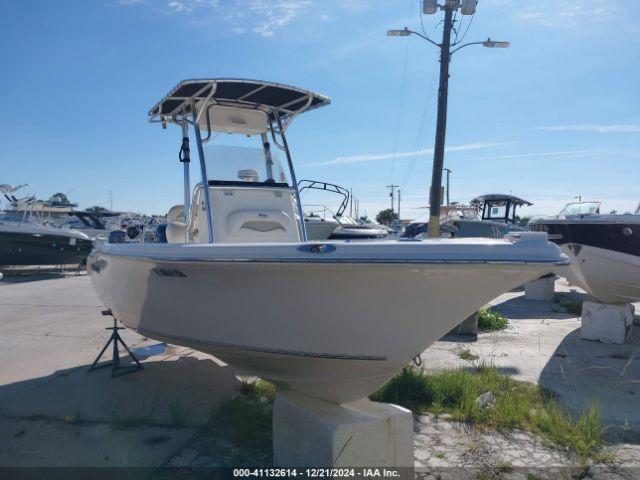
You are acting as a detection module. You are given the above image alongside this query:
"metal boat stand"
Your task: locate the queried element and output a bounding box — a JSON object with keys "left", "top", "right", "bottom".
{"left": 88, "top": 309, "right": 143, "bottom": 377}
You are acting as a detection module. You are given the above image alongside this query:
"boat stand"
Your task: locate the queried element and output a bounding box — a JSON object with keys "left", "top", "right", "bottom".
{"left": 88, "top": 309, "right": 143, "bottom": 377}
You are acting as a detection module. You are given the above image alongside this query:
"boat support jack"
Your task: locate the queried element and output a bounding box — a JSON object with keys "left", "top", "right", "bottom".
{"left": 88, "top": 309, "right": 143, "bottom": 377}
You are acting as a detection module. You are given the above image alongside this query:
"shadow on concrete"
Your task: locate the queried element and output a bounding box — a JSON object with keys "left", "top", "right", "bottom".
{"left": 440, "top": 334, "right": 478, "bottom": 343}
{"left": 0, "top": 355, "right": 240, "bottom": 428}
{"left": 539, "top": 329, "right": 640, "bottom": 443}
{"left": 489, "top": 294, "right": 581, "bottom": 321}
{"left": 0, "top": 269, "right": 82, "bottom": 284}
{"left": 460, "top": 365, "right": 521, "bottom": 377}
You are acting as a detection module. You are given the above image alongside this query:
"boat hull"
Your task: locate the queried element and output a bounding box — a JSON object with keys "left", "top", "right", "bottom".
{"left": 0, "top": 224, "right": 93, "bottom": 267}
{"left": 558, "top": 244, "right": 640, "bottom": 303}
{"left": 530, "top": 218, "right": 640, "bottom": 303}
{"left": 88, "top": 238, "right": 565, "bottom": 403}
{"left": 305, "top": 221, "right": 338, "bottom": 241}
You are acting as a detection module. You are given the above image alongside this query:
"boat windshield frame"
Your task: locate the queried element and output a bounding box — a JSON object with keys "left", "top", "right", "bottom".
{"left": 298, "top": 180, "right": 350, "bottom": 218}
{"left": 148, "top": 79, "right": 330, "bottom": 243}
{"left": 481, "top": 199, "right": 519, "bottom": 224}
{"left": 557, "top": 201, "right": 601, "bottom": 217}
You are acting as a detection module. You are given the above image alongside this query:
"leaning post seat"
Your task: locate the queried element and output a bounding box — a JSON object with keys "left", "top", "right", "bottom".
{"left": 188, "top": 185, "right": 302, "bottom": 244}
{"left": 166, "top": 204, "right": 186, "bottom": 243}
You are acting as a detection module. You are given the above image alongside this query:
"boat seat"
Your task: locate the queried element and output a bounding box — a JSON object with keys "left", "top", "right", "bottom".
{"left": 225, "top": 209, "right": 295, "bottom": 242}
{"left": 166, "top": 204, "right": 186, "bottom": 243}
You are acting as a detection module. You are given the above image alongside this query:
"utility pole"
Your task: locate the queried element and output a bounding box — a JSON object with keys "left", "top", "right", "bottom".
{"left": 397, "top": 190, "right": 402, "bottom": 219}
{"left": 387, "top": 2, "right": 509, "bottom": 238}
{"left": 443, "top": 168, "right": 452, "bottom": 206}
{"left": 426, "top": 5, "right": 454, "bottom": 237}
{"left": 108, "top": 190, "right": 113, "bottom": 211}
{"left": 387, "top": 184, "right": 399, "bottom": 213}
{"left": 350, "top": 187, "right": 353, "bottom": 217}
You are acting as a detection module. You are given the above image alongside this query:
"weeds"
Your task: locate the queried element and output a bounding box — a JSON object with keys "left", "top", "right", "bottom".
{"left": 371, "top": 366, "right": 606, "bottom": 462}
{"left": 458, "top": 348, "right": 479, "bottom": 361}
{"left": 206, "top": 380, "right": 276, "bottom": 465}
{"left": 552, "top": 294, "right": 584, "bottom": 316}
{"left": 477, "top": 308, "right": 509, "bottom": 332}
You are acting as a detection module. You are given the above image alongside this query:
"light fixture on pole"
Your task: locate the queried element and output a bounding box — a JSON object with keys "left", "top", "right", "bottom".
{"left": 387, "top": 3, "right": 508, "bottom": 237}
{"left": 423, "top": 0, "right": 438, "bottom": 14}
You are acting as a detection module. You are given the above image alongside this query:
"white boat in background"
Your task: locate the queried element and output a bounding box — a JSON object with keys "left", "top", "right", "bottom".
{"left": 88, "top": 78, "right": 568, "bottom": 404}
{"left": 330, "top": 215, "right": 389, "bottom": 240}
{"left": 530, "top": 201, "right": 640, "bottom": 303}
{"left": 304, "top": 214, "right": 339, "bottom": 240}
{"left": 298, "top": 180, "right": 388, "bottom": 240}
{"left": 298, "top": 180, "right": 345, "bottom": 240}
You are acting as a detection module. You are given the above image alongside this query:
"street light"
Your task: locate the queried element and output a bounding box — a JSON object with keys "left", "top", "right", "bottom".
{"left": 483, "top": 38, "right": 510, "bottom": 48}
{"left": 386, "top": 28, "right": 411, "bottom": 37}
{"left": 387, "top": 5, "right": 508, "bottom": 237}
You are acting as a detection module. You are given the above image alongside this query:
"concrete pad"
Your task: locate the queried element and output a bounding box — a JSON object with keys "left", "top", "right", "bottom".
{"left": 0, "top": 274, "right": 240, "bottom": 467}
{"left": 581, "top": 300, "right": 634, "bottom": 344}
{"left": 273, "top": 391, "right": 413, "bottom": 467}
{"left": 0, "top": 416, "right": 193, "bottom": 467}
{"left": 525, "top": 275, "right": 556, "bottom": 301}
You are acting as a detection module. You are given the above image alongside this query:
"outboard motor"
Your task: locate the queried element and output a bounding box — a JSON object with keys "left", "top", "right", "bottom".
{"left": 108, "top": 230, "right": 127, "bottom": 243}
{"left": 126, "top": 225, "right": 142, "bottom": 241}
{"left": 155, "top": 224, "right": 168, "bottom": 243}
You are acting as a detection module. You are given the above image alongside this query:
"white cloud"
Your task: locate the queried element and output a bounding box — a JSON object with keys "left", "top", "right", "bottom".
{"left": 465, "top": 149, "right": 603, "bottom": 162}
{"left": 118, "top": 0, "right": 311, "bottom": 37}
{"left": 537, "top": 124, "right": 640, "bottom": 133}
{"left": 305, "top": 142, "right": 506, "bottom": 167}
{"left": 248, "top": 0, "right": 312, "bottom": 37}
{"left": 513, "top": 0, "right": 612, "bottom": 27}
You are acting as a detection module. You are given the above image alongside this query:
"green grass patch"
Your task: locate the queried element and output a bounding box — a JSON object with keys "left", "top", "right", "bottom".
{"left": 457, "top": 348, "right": 479, "bottom": 361}
{"left": 206, "top": 380, "right": 276, "bottom": 465}
{"left": 371, "top": 366, "right": 606, "bottom": 462}
{"left": 551, "top": 294, "right": 584, "bottom": 316}
{"left": 477, "top": 308, "right": 509, "bottom": 332}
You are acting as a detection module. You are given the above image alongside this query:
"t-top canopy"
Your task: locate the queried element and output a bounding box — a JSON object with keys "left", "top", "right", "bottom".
{"left": 471, "top": 194, "right": 533, "bottom": 206}
{"left": 149, "top": 78, "right": 330, "bottom": 125}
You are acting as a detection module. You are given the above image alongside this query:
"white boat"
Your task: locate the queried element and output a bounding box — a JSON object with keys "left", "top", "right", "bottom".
{"left": 88, "top": 78, "right": 568, "bottom": 404}
{"left": 529, "top": 201, "right": 640, "bottom": 303}
{"left": 304, "top": 214, "right": 339, "bottom": 240}
{"left": 330, "top": 216, "right": 389, "bottom": 240}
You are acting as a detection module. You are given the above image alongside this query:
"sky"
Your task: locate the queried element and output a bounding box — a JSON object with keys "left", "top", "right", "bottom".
{"left": 0, "top": 0, "right": 638, "bottom": 221}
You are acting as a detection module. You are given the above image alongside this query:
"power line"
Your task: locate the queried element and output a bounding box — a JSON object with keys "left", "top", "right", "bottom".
{"left": 456, "top": 12, "right": 475, "bottom": 45}
{"left": 390, "top": 34, "right": 410, "bottom": 183}
{"left": 389, "top": 0, "right": 416, "bottom": 183}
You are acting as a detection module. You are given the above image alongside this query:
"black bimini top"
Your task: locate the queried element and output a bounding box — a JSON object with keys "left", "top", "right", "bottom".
{"left": 148, "top": 78, "right": 330, "bottom": 123}
{"left": 472, "top": 194, "right": 533, "bottom": 206}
